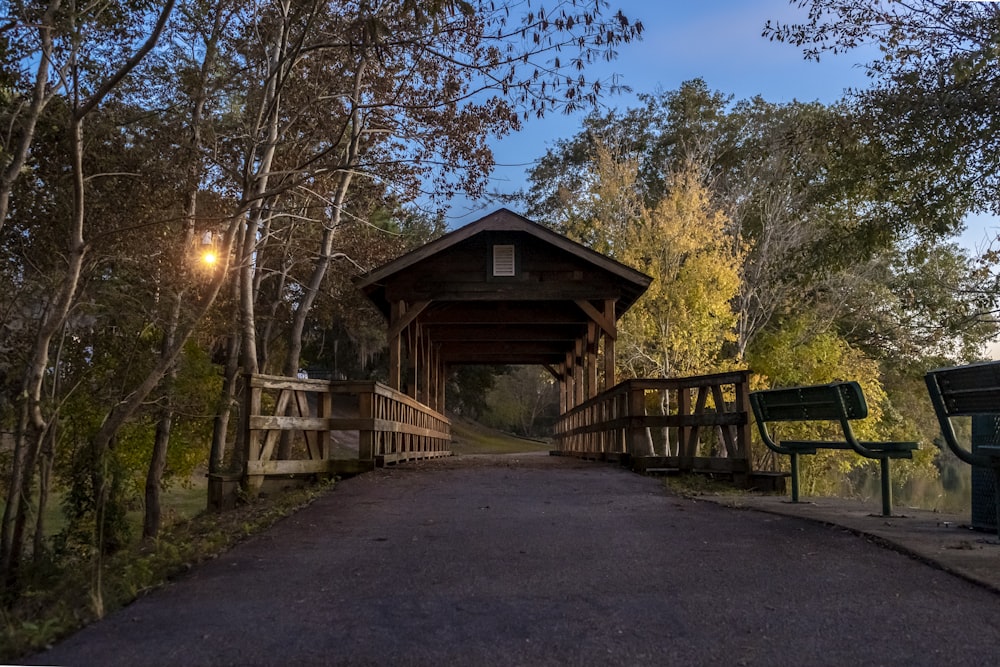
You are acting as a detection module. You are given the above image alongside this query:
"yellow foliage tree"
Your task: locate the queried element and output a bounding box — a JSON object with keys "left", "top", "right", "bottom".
{"left": 617, "top": 166, "right": 743, "bottom": 380}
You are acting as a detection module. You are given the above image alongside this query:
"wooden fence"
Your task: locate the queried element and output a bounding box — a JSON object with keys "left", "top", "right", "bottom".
{"left": 237, "top": 375, "right": 451, "bottom": 498}
{"left": 554, "top": 370, "right": 752, "bottom": 480}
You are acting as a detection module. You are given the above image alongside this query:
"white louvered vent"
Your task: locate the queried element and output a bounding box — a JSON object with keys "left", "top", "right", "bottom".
{"left": 493, "top": 244, "right": 516, "bottom": 276}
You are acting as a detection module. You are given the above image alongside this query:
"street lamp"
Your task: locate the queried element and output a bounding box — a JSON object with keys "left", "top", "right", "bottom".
{"left": 200, "top": 231, "right": 218, "bottom": 267}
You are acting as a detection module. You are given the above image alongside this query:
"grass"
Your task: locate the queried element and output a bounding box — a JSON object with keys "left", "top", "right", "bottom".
{"left": 1, "top": 479, "right": 334, "bottom": 662}
{"left": 448, "top": 416, "right": 552, "bottom": 455}
{"left": 661, "top": 473, "right": 750, "bottom": 497}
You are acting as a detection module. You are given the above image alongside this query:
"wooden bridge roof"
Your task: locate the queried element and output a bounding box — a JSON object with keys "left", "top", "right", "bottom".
{"left": 355, "top": 208, "right": 651, "bottom": 366}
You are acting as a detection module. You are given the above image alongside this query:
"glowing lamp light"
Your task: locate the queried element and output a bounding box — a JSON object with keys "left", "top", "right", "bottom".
{"left": 199, "top": 231, "right": 217, "bottom": 268}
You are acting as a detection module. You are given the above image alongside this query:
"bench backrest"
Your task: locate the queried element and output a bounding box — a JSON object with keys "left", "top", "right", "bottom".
{"left": 749, "top": 381, "right": 868, "bottom": 423}
{"left": 925, "top": 361, "right": 1000, "bottom": 468}
{"left": 925, "top": 360, "right": 1000, "bottom": 417}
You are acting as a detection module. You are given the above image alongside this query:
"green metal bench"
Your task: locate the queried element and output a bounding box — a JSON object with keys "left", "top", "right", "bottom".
{"left": 925, "top": 361, "right": 1000, "bottom": 538}
{"left": 749, "top": 381, "right": 918, "bottom": 516}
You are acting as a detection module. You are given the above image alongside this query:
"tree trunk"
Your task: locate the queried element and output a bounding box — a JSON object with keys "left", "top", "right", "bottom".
{"left": 144, "top": 411, "right": 172, "bottom": 540}
{"left": 1, "top": 114, "right": 88, "bottom": 587}
{"left": 281, "top": 57, "right": 368, "bottom": 380}
{"left": 33, "top": 425, "right": 56, "bottom": 562}
{"left": 210, "top": 332, "right": 242, "bottom": 474}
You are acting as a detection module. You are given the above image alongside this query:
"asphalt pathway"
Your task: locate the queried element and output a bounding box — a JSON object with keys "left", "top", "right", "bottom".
{"left": 29, "top": 453, "right": 1000, "bottom": 666}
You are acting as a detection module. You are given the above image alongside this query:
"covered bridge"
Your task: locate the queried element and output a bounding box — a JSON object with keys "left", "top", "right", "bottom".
{"left": 220, "top": 209, "right": 753, "bottom": 508}
{"left": 354, "top": 208, "right": 652, "bottom": 413}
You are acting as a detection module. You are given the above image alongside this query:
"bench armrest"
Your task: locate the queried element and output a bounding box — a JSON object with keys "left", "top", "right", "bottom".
{"left": 748, "top": 393, "right": 797, "bottom": 456}
{"left": 925, "top": 370, "right": 996, "bottom": 468}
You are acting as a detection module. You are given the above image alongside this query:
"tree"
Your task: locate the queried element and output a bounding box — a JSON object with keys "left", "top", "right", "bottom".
{"left": 765, "top": 0, "right": 1000, "bottom": 234}
{"left": 747, "top": 314, "right": 936, "bottom": 492}
{"left": 617, "top": 165, "right": 742, "bottom": 380}
{"left": 833, "top": 242, "right": 998, "bottom": 363}
{"left": 0, "top": 0, "right": 63, "bottom": 236}
{"left": 1, "top": 1, "right": 177, "bottom": 589}
{"left": 484, "top": 366, "right": 559, "bottom": 438}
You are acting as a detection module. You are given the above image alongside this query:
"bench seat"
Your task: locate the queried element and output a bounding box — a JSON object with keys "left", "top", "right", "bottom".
{"left": 750, "top": 381, "right": 918, "bottom": 516}
{"left": 780, "top": 440, "right": 918, "bottom": 455}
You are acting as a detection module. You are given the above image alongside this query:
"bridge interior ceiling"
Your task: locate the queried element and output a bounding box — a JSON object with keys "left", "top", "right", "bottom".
{"left": 421, "top": 300, "right": 595, "bottom": 365}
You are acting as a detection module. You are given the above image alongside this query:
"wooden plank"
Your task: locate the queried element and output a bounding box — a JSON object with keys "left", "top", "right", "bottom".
{"left": 359, "top": 388, "right": 375, "bottom": 461}
{"left": 245, "top": 384, "right": 263, "bottom": 462}
{"left": 603, "top": 298, "right": 616, "bottom": 389}
{"left": 319, "top": 390, "right": 332, "bottom": 459}
{"left": 293, "top": 390, "right": 322, "bottom": 460}
{"left": 686, "top": 386, "right": 709, "bottom": 457}
{"left": 389, "top": 301, "right": 403, "bottom": 390}
{"left": 370, "top": 382, "right": 450, "bottom": 418}
{"left": 377, "top": 450, "right": 452, "bottom": 466}
{"left": 259, "top": 388, "right": 293, "bottom": 462}
{"left": 387, "top": 300, "right": 431, "bottom": 341}
{"left": 250, "top": 375, "right": 332, "bottom": 391}
{"left": 711, "top": 384, "right": 738, "bottom": 458}
{"left": 426, "top": 324, "right": 583, "bottom": 342}
{"left": 574, "top": 299, "right": 617, "bottom": 339}
{"left": 250, "top": 416, "right": 330, "bottom": 431}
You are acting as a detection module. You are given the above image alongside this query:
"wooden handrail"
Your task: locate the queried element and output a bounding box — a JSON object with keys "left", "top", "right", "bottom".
{"left": 553, "top": 370, "right": 752, "bottom": 473}
{"left": 240, "top": 375, "right": 451, "bottom": 496}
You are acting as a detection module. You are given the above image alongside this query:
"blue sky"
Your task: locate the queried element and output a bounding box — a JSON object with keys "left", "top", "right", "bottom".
{"left": 446, "top": 0, "right": 998, "bottom": 253}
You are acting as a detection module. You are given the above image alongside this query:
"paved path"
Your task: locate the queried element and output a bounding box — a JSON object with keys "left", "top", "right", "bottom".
{"left": 30, "top": 453, "right": 1000, "bottom": 666}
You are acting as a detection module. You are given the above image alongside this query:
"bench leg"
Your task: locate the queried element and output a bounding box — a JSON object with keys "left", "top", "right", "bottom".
{"left": 790, "top": 452, "right": 800, "bottom": 503}
{"left": 992, "top": 467, "right": 1000, "bottom": 540}
{"left": 880, "top": 457, "right": 892, "bottom": 517}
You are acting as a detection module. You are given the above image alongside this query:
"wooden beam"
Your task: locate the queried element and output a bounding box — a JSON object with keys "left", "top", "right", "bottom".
{"left": 387, "top": 300, "right": 430, "bottom": 341}
{"left": 587, "top": 321, "right": 598, "bottom": 399}
{"left": 575, "top": 338, "right": 585, "bottom": 406}
{"left": 603, "top": 299, "right": 616, "bottom": 388}
{"left": 443, "top": 353, "right": 570, "bottom": 364}
{"left": 575, "top": 299, "right": 617, "bottom": 340}
{"left": 419, "top": 301, "right": 589, "bottom": 325}
{"left": 388, "top": 301, "right": 403, "bottom": 390}
{"left": 425, "top": 323, "right": 584, "bottom": 342}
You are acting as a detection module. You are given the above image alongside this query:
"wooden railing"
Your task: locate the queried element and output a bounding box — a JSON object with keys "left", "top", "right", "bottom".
{"left": 240, "top": 375, "right": 450, "bottom": 496}
{"left": 554, "top": 370, "right": 752, "bottom": 477}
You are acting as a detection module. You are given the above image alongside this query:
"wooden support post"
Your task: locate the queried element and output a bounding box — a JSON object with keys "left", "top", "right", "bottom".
{"left": 388, "top": 301, "right": 403, "bottom": 391}
{"left": 556, "top": 363, "right": 567, "bottom": 415}
{"left": 438, "top": 361, "right": 448, "bottom": 413}
{"left": 319, "top": 385, "right": 332, "bottom": 460}
{"left": 685, "top": 386, "right": 709, "bottom": 459}
{"left": 627, "top": 384, "right": 649, "bottom": 457}
{"left": 564, "top": 352, "right": 575, "bottom": 410}
{"left": 359, "top": 390, "right": 375, "bottom": 462}
{"left": 243, "top": 377, "right": 264, "bottom": 497}
{"left": 406, "top": 323, "right": 418, "bottom": 399}
{"left": 603, "top": 299, "right": 616, "bottom": 390}
{"left": 420, "top": 326, "right": 432, "bottom": 405}
{"left": 677, "top": 384, "right": 691, "bottom": 459}
{"left": 574, "top": 338, "right": 585, "bottom": 407}
{"left": 586, "top": 321, "right": 598, "bottom": 400}
{"left": 735, "top": 374, "right": 751, "bottom": 462}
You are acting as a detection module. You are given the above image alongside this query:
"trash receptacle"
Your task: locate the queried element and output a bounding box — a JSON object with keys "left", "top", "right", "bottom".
{"left": 971, "top": 415, "right": 999, "bottom": 532}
